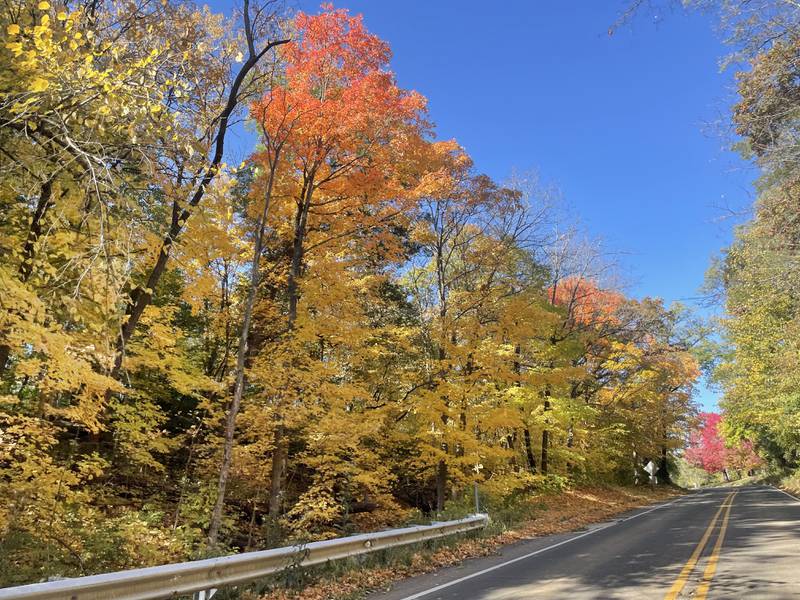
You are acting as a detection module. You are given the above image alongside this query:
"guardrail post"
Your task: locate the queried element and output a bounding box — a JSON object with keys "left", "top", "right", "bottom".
{"left": 193, "top": 588, "right": 216, "bottom": 599}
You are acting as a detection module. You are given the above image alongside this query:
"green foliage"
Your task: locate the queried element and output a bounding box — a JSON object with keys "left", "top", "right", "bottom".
{"left": 699, "top": 1, "right": 800, "bottom": 475}
{"left": 673, "top": 457, "right": 717, "bottom": 489}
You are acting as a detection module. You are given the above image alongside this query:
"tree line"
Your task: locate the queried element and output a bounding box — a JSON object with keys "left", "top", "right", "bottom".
{"left": 698, "top": 0, "right": 800, "bottom": 475}
{"left": 0, "top": 0, "right": 698, "bottom": 584}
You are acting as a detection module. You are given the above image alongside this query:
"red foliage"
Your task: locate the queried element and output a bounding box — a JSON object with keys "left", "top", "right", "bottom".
{"left": 685, "top": 412, "right": 763, "bottom": 474}
{"left": 685, "top": 412, "right": 729, "bottom": 473}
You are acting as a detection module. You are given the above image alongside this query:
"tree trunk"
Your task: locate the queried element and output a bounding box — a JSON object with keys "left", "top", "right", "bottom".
{"left": 266, "top": 181, "right": 313, "bottom": 520}
{"left": 207, "top": 154, "right": 278, "bottom": 546}
{"left": 0, "top": 345, "right": 10, "bottom": 378}
{"left": 268, "top": 425, "right": 286, "bottom": 518}
{"left": 436, "top": 408, "right": 450, "bottom": 511}
{"left": 245, "top": 493, "right": 260, "bottom": 551}
{"left": 565, "top": 419, "right": 574, "bottom": 473}
{"left": 19, "top": 178, "right": 55, "bottom": 281}
{"left": 111, "top": 33, "right": 288, "bottom": 381}
{"left": 506, "top": 431, "right": 517, "bottom": 468}
{"left": 286, "top": 185, "right": 312, "bottom": 329}
{"left": 0, "top": 178, "right": 57, "bottom": 376}
{"left": 523, "top": 427, "right": 537, "bottom": 473}
{"left": 656, "top": 445, "right": 671, "bottom": 484}
{"left": 436, "top": 458, "right": 447, "bottom": 512}
{"left": 541, "top": 399, "right": 551, "bottom": 475}
{"left": 540, "top": 429, "right": 549, "bottom": 475}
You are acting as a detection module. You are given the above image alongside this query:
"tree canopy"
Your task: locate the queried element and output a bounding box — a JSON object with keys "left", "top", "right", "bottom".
{"left": 0, "top": 0, "right": 700, "bottom": 584}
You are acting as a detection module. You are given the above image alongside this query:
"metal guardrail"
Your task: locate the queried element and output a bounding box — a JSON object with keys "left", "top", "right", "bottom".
{"left": 0, "top": 514, "right": 488, "bottom": 600}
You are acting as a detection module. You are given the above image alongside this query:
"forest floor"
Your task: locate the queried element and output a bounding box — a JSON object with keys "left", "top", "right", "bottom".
{"left": 255, "top": 484, "right": 683, "bottom": 600}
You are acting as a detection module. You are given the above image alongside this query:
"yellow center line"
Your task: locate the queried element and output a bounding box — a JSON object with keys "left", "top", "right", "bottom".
{"left": 694, "top": 491, "right": 737, "bottom": 599}
{"left": 663, "top": 491, "right": 736, "bottom": 600}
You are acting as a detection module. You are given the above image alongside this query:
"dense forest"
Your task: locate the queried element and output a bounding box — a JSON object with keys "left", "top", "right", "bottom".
{"left": 0, "top": 0, "right": 702, "bottom": 585}
{"left": 702, "top": 0, "right": 800, "bottom": 476}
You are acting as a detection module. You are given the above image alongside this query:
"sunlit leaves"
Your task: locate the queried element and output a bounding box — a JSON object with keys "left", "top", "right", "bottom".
{"left": 0, "top": 0, "right": 702, "bottom": 578}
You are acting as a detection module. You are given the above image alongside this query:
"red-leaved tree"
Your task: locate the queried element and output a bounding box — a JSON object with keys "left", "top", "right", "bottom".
{"left": 685, "top": 413, "right": 729, "bottom": 473}
{"left": 685, "top": 412, "right": 763, "bottom": 477}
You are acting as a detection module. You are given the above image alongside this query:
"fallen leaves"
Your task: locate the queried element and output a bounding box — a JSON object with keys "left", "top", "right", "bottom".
{"left": 258, "top": 485, "right": 682, "bottom": 600}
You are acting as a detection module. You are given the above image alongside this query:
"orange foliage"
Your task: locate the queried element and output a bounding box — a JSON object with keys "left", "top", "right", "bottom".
{"left": 250, "top": 5, "right": 427, "bottom": 177}
{"left": 550, "top": 276, "right": 625, "bottom": 326}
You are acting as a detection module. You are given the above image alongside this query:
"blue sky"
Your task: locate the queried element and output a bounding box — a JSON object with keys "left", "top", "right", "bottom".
{"left": 226, "top": 1, "right": 758, "bottom": 409}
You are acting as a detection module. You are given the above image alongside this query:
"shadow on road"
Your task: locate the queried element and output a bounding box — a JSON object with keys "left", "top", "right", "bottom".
{"left": 373, "top": 485, "right": 800, "bottom": 600}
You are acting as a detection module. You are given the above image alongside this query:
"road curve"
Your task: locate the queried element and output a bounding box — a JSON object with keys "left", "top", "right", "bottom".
{"left": 368, "top": 485, "right": 800, "bottom": 599}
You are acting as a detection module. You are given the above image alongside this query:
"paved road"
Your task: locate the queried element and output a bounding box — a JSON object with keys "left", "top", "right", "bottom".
{"left": 368, "top": 485, "right": 800, "bottom": 599}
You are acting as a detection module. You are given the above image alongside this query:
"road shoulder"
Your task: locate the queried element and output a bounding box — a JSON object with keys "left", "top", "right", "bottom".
{"left": 260, "top": 485, "right": 684, "bottom": 600}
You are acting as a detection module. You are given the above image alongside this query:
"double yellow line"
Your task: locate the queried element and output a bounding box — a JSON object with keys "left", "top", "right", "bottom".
{"left": 664, "top": 491, "right": 737, "bottom": 600}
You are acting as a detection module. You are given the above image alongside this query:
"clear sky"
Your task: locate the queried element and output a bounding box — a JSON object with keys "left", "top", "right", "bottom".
{"left": 223, "top": 0, "right": 758, "bottom": 409}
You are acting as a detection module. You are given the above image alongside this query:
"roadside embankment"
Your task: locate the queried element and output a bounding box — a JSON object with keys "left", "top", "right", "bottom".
{"left": 254, "top": 485, "right": 682, "bottom": 600}
{"left": 777, "top": 470, "right": 800, "bottom": 497}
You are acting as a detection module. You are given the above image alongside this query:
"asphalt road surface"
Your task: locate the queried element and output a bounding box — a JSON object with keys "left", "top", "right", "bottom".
{"left": 368, "top": 485, "right": 800, "bottom": 599}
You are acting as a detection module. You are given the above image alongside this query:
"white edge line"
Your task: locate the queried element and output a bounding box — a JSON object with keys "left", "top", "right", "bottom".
{"left": 396, "top": 493, "right": 695, "bottom": 600}
{"left": 769, "top": 485, "right": 800, "bottom": 503}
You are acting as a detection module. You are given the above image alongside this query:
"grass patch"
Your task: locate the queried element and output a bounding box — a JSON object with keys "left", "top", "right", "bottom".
{"left": 773, "top": 469, "right": 800, "bottom": 497}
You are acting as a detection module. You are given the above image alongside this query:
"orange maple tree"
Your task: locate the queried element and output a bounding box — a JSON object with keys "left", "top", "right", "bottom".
{"left": 247, "top": 4, "right": 434, "bottom": 520}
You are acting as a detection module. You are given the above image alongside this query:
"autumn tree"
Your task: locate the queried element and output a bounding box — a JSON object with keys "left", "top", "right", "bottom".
{"left": 0, "top": 0, "right": 704, "bottom": 581}
{"left": 686, "top": 412, "right": 763, "bottom": 480}
{"left": 0, "top": 0, "right": 288, "bottom": 576}
{"left": 222, "top": 4, "right": 432, "bottom": 537}
{"left": 699, "top": 2, "right": 800, "bottom": 471}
